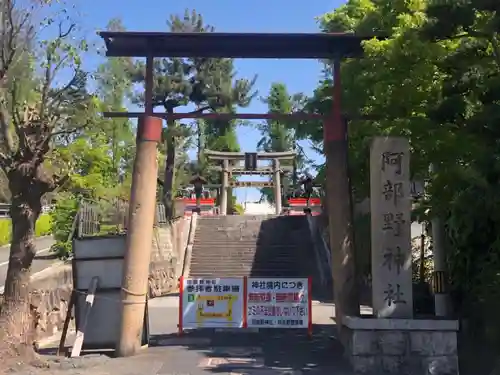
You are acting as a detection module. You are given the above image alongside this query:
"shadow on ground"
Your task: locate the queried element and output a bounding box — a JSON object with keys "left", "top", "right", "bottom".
{"left": 251, "top": 216, "right": 333, "bottom": 304}
{"left": 145, "top": 323, "right": 351, "bottom": 374}
{"left": 39, "top": 324, "right": 352, "bottom": 374}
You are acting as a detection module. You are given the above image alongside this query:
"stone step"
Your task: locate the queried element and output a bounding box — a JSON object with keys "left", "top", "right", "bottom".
{"left": 194, "top": 241, "right": 257, "bottom": 246}
{"left": 189, "top": 272, "right": 308, "bottom": 277}
{"left": 192, "top": 244, "right": 304, "bottom": 250}
{"left": 190, "top": 263, "right": 307, "bottom": 269}
{"left": 191, "top": 245, "right": 302, "bottom": 251}
{"left": 196, "top": 225, "right": 263, "bottom": 230}
{"left": 190, "top": 253, "right": 299, "bottom": 258}
{"left": 189, "top": 268, "right": 302, "bottom": 273}
{"left": 190, "top": 253, "right": 298, "bottom": 259}
{"left": 192, "top": 242, "right": 305, "bottom": 248}
{"left": 189, "top": 254, "right": 300, "bottom": 260}
{"left": 191, "top": 254, "right": 300, "bottom": 264}
{"left": 189, "top": 214, "right": 317, "bottom": 284}
{"left": 190, "top": 252, "right": 298, "bottom": 258}
{"left": 190, "top": 269, "right": 301, "bottom": 274}
{"left": 191, "top": 250, "right": 302, "bottom": 254}
{"left": 189, "top": 268, "right": 305, "bottom": 274}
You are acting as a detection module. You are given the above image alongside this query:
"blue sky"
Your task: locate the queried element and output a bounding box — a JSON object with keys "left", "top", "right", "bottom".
{"left": 75, "top": 0, "right": 341, "bottom": 203}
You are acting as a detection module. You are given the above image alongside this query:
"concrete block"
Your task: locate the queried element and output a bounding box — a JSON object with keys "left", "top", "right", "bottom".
{"left": 378, "top": 331, "right": 408, "bottom": 355}
{"left": 410, "top": 331, "right": 457, "bottom": 356}
{"left": 350, "top": 355, "right": 378, "bottom": 374}
{"left": 421, "top": 355, "right": 459, "bottom": 375}
{"left": 344, "top": 316, "right": 459, "bottom": 331}
{"left": 350, "top": 330, "right": 378, "bottom": 355}
{"left": 380, "top": 356, "right": 403, "bottom": 373}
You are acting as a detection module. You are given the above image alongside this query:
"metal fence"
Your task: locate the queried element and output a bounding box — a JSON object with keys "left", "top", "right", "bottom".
{"left": 77, "top": 201, "right": 168, "bottom": 238}
{"left": 0, "top": 203, "right": 54, "bottom": 218}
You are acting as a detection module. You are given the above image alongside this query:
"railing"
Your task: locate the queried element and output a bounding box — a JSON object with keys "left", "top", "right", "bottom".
{"left": 0, "top": 203, "right": 54, "bottom": 218}
{"left": 0, "top": 203, "right": 9, "bottom": 218}
{"left": 77, "top": 201, "right": 168, "bottom": 238}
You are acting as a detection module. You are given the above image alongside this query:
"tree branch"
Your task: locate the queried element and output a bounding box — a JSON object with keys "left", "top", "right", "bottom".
{"left": 40, "top": 22, "right": 76, "bottom": 118}
{"left": 0, "top": 99, "right": 14, "bottom": 153}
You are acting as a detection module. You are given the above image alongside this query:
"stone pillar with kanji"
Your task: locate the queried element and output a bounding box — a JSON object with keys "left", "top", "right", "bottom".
{"left": 370, "top": 137, "right": 413, "bottom": 318}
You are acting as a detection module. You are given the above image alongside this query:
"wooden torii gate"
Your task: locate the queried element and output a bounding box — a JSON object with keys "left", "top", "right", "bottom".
{"left": 204, "top": 150, "right": 295, "bottom": 215}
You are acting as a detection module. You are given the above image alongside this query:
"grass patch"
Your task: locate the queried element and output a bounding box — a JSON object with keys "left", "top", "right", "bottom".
{"left": 0, "top": 214, "right": 53, "bottom": 247}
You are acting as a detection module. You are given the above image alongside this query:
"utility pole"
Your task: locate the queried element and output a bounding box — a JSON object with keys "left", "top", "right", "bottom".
{"left": 324, "top": 59, "right": 359, "bottom": 329}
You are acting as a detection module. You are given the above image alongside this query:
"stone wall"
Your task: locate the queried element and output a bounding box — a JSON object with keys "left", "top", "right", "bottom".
{"left": 30, "top": 264, "right": 73, "bottom": 345}
{"left": 306, "top": 214, "right": 332, "bottom": 290}
{"left": 344, "top": 317, "right": 459, "bottom": 374}
{"left": 148, "top": 217, "right": 190, "bottom": 297}
{"left": 28, "top": 216, "right": 191, "bottom": 344}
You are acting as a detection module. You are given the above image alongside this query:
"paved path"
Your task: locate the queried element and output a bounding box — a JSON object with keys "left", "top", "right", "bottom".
{"left": 0, "top": 236, "right": 57, "bottom": 290}
{"left": 36, "top": 296, "right": 372, "bottom": 374}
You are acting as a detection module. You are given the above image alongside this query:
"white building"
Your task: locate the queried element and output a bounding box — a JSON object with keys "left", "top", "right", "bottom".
{"left": 243, "top": 202, "right": 275, "bottom": 215}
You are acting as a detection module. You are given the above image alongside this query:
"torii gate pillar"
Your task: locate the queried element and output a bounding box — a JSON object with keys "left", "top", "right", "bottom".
{"left": 220, "top": 159, "right": 229, "bottom": 215}
{"left": 273, "top": 159, "right": 282, "bottom": 214}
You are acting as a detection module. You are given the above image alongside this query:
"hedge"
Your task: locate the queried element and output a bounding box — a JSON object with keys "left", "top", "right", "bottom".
{"left": 0, "top": 214, "right": 53, "bottom": 247}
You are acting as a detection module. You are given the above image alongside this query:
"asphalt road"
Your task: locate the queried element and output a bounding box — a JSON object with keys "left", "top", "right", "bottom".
{"left": 0, "top": 236, "right": 57, "bottom": 289}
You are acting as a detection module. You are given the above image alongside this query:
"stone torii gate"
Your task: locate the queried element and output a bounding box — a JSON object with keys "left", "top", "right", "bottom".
{"left": 204, "top": 150, "right": 295, "bottom": 215}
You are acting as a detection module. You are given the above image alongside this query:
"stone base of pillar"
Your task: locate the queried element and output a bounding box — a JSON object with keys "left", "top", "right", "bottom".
{"left": 342, "top": 316, "right": 459, "bottom": 375}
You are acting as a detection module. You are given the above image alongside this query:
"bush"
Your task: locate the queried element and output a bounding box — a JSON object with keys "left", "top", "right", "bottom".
{"left": 36, "top": 214, "right": 53, "bottom": 237}
{"left": 232, "top": 203, "right": 245, "bottom": 215}
{"left": 49, "top": 195, "right": 79, "bottom": 260}
{"left": 0, "top": 214, "right": 53, "bottom": 246}
{"left": 0, "top": 220, "right": 10, "bottom": 246}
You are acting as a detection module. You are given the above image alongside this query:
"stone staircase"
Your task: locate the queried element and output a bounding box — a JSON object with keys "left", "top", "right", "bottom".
{"left": 188, "top": 215, "right": 319, "bottom": 281}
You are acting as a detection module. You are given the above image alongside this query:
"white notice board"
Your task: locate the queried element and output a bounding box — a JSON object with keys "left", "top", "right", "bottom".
{"left": 246, "top": 277, "right": 311, "bottom": 330}
{"left": 180, "top": 277, "right": 244, "bottom": 330}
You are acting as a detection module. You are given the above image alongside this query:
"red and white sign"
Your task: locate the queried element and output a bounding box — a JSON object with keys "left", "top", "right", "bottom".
{"left": 178, "top": 276, "right": 313, "bottom": 336}
{"left": 246, "top": 277, "right": 312, "bottom": 333}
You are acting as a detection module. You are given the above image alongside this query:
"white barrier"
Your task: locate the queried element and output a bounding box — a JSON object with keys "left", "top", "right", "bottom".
{"left": 179, "top": 276, "right": 312, "bottom": 335}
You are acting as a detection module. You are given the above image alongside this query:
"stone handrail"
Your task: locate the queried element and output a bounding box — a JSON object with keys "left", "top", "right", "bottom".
{"left": 181, "top": 212, "right": 198, "bottom": 278}
{"left": 306, "top": 214, "right": 332, "bottom": 288}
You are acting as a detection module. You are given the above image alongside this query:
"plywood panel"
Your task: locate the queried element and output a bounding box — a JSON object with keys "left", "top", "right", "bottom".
{"left": 75, "top": 259, "right": 123, "bottom": 290}
{"left": 74, "top": 236, "right": 126, "bottom": 259}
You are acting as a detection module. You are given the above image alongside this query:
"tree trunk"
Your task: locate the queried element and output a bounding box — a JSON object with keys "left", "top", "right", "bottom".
{"left": 0, "top": 189, "right": 42, "bottom": 361}
{"left": 196, "top": 119, "right": 204, "bottom": 166}
{"left": 163, "top": 121, "right": 177, "bottom": 220}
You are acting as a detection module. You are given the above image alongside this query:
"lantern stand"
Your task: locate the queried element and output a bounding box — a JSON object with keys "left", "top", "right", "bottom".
{"left": 190, "top": 175, "right": 207, "bottom": 214}
{"left": 300, "top": 175, "right": 314, "bottom": 214}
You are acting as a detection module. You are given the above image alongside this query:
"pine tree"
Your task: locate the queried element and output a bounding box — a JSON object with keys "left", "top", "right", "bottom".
{"left": 257, "top": 83, "right": 306, "bottom": 203}
{"left": 131, "top": 9, "right": 256, "bottom": 218}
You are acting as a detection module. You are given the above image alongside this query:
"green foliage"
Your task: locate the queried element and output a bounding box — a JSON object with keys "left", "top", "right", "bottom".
{"left": 130, "top": 9, "right": 256, "bottom": 216}
{"left": 35, "top": 214, "right": 53, "bottom": 237}
{"left": 0, "top": 215, "right": 52, "bottom": 247}
{"left": 305, "top": 0, "right": 500, "bottom": 346}
{"left": 257, "top": 83, "right": 307, "bottom": 203}
{"left": 232, "top": 203, "right": 245, "bottom": 215}
{"left": 0, "top": 220, "right": 12, "bottom": 247}
{"left": 49, "top": 195, "right": 78, "bottom": 259}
